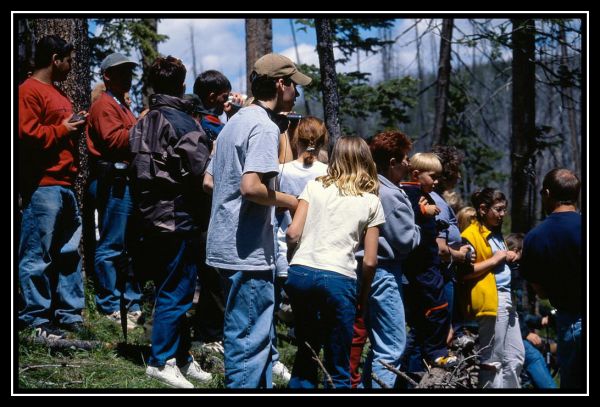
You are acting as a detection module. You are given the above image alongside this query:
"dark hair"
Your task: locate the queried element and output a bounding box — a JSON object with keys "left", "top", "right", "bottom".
{"left": 471, "top": 188, "right": 506, "bottom": 221}
{"left": 505, "top": 232, "right": 525, "bottom": 252}
{"left": 543, "top": 168, "right": 580, "bottom": 205}
{"left": 193, "top": 70, "right": 231, "bottom": 101}
{"left": 250, "top": 72, "right": 292, "bottom": 100}
{"left": 369, "top": 131, "right": 413, "bottom": 174}
{"left": 431, "top": 145, "right": 464, "bottom": 192}
{"left": 34, "top": 35, "right": 74, "bottom": 69}
{"left": 149, "top": 56, "right": 186, "bottom": 96}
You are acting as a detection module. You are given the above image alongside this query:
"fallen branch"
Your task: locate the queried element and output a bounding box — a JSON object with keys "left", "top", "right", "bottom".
{"left": 371, "top": 372, "right": 390, "bottom": 389}
{"left": 305, "top": 341, "right": 335, "bottom": 389}
{"left": 379, "top": 360, "right": 418, "bottom": 387}
{"left": 28, "top": 336, "right": 106, "bottom": 351}
{"left": 20, "top": 363, "right": 82, "bottom": 374}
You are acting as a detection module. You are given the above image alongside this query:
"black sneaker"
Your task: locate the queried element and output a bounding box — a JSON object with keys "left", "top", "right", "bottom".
{"left": 34, "top": 323, "right": 66, "bottom": 340}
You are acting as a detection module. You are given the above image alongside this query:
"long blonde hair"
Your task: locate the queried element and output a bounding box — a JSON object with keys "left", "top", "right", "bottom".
{"left": 317, "top": 136, "right": 379, "bottom": 196}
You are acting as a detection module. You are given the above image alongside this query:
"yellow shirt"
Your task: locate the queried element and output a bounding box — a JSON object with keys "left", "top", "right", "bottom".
{"left": 458, "top": 221, "right": 498, "bottom": 319}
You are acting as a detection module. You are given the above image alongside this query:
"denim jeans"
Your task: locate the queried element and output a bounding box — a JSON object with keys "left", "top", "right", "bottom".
{"left": 556, "top": 312, "right": 582, "bottom": 389}
{"left": 523, "top": 339, "right": 557, "bottom": 388}
{"left": 403, "top": 264, "right": 450, "bottom": 362}
{"left": 361, "top": 264, "right": 406, "bottom": 389}
{"left": 271, "top": 277, "right": 284, "bottom": 364}
{"left": 220, "top": 269, "right": 275, "bottom": 388}
{"left": 88, "top": 179, "right": 141, "bottom": 315}
{"left": 144, "top": 235, "right": 199, "bottom": 368}
{"left": 19, "top": 186, "right": 84, "bottom": 327}
{"left": 478, "top": 291, "right": 525, "bottom": 388}
{"left": 286, "top": 265, "right": 356, "bottom": 389}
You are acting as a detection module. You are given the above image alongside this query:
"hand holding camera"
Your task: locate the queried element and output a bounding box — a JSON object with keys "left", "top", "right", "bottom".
{"left": 224, "top": 92, "right": 247, "bottom": 117}
{"left": 63, "top": 111, "right": 88, "bottom": 133}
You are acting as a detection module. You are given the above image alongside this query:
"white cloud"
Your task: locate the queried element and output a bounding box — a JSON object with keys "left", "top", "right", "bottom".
{"left": 158, "top": 19, "right": 245, "bottom": 93}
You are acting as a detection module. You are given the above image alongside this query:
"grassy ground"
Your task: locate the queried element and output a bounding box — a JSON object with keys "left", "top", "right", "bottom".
{"left": 17, "top": 279, "right": 297, "bottom": 391}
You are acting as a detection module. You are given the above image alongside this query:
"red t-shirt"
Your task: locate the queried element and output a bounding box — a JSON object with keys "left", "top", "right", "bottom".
{"left": 19, "top": 77, "right": 78, "bottom": 188}
{"left": 86, "top": 91, "right": 137, "bottom": 163}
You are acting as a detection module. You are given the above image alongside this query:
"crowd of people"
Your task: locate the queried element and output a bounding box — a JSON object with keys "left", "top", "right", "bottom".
{"left": 18, "top": 34, "right": 583, "bottom": 390}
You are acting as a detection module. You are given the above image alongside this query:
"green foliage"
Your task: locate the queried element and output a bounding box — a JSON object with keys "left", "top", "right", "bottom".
{"left": 299, "top": 63, "right": 417, "bottom": 135}
{"left": 445, "top": 73, "right": 506, "bottom": 193}
{"left": 89, "top": 19, "right": 168, "bottom": 111}
{"left": 295, "top": 18, "right": 395, "bottom": 64}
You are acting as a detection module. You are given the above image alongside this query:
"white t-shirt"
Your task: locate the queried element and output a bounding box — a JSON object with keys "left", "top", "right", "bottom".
{"left": 290, "top": 180, "right": 386, "bottom": 279}
{"left": 278, "top": 160, "right": 328, "bottom": 196}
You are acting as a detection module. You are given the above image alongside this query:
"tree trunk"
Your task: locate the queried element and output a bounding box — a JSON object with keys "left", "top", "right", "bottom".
{"left": 140, "top": 19, "right": 158, "bottom": 110}
{"left": 315, "top": 18, "right": 342, "bottom": 149}
{"left": 415, "top": 20, "right": 426, "bottom": 134}
{"left": 17, "top": 18, "right": 35, "bottom": 84}
{"left": 245, "top": 19, "right": 272, "bottom": 97}
{"left": 432, "top": 18, "right": 453, "bottom": 146}
{"left": 190, "top": 24, "right": 198, "bottom": 80}
{"left": 510, "top": 19, "right": 537, "bottom": 233}
{"left": 558, "top": 26, "right": 581, "bottom": 176}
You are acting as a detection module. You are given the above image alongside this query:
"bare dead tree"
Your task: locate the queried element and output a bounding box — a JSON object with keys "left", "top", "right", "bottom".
{"left": 315, "top": 18, "right": 342, "bottom": 149}
{"left": 245, "top": 18, "right": 272, "bottom": 97}
{"left": 432, "top": 18, "right": 454, "bottom": 146}
{"left": 511, "top": 19, "right": 538, "bottom": 233}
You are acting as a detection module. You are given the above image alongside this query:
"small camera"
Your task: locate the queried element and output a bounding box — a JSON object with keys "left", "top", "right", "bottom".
{"left": 287, "top": 113, "right": 303, "bottom": 121}
{"left": 69, "top": 113, "right": 85, "bottom": 123}
{"left": 227, "top": 93, "right": 248, "bottom": 108}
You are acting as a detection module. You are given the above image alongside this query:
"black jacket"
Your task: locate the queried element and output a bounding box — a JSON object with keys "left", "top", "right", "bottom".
{"left": 129, "top": 94, "right": 211, "bottom": 235}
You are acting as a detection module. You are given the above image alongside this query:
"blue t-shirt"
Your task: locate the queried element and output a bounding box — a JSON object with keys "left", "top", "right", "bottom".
{"left": 432, "top": 191, "right": 461, "bottom": 249}
{"left": 206, "top": 106, "right": 280, "bottom": 271}
{"left": 488, "top": 233, "right": 512, "bottom": 292}
{"left": 521, "top": 211, "right": 582, "bottom": 314}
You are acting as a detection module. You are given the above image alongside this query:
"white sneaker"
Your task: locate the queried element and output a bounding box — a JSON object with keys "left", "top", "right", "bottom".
{"left": 272, "top": 360, "right": 291, "bottom": 382}
{"left": 146, "top": 358, "right": 194, "bottom": 388}
{"left": 181, "top": 358, "right": 212, "bottom": 383}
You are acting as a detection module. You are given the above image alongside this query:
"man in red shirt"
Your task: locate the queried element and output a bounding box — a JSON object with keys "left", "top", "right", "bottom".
{"left": 18, "top": 35, "right": 87, "bottom": 339}
{"left": 86, "top": 53, "right": 142, "bottom": 329}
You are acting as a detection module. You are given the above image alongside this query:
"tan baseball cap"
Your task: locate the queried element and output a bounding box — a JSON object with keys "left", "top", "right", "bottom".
{"left": 253, "top": 53, "right": 312, "bottom": 86}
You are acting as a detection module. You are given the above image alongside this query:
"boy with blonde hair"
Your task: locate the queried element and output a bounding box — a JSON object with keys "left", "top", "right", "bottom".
{"left": 401, "top": 152, "right": 456, "bottom": 369}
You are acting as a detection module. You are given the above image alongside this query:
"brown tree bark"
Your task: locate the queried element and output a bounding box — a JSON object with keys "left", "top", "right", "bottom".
{"left": 315, "top": 18, "right": 342, "bottom": 149}
{"left": 510, "top": 19, "right": 537, "bottom": 233}
{"left": 245, "top": 19, "right": 272, "bottom": 97}
{"left": 432, "top": 18, "right": 454, "bottom": 146}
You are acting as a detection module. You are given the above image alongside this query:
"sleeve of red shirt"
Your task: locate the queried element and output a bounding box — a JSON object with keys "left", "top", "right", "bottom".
{"left": 89, "top": 100, "right": 133, "bottom": 154}
{"left": 19, "top": 88, "right": 70, "bottom": 149}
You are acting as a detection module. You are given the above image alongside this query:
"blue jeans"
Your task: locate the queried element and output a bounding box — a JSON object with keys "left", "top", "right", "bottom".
{"left": 523, "top": 339, "right": 557, "bottom": 388}
{"left": 144, "top": 235, "right": 199, "bottom": 367}
{"left": 220, "top": 269, "right": 275, "bottom": 388}
{"left": 286, "top": 265, "right": 356, "bottom": 389}
{"left": 361, "top": 264, "right": 406, "bottom": 389}
{"left": 88, "top": 179, "right": 141, "bottom": 315}
{"left": 271, "top": 277, "right": 284, "bottom": 364}
{"left": 556, "top": 312, "right": 582, "bottom": 389}
{"left": 19, "top": 186, "right": 84, "bottom": 327}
